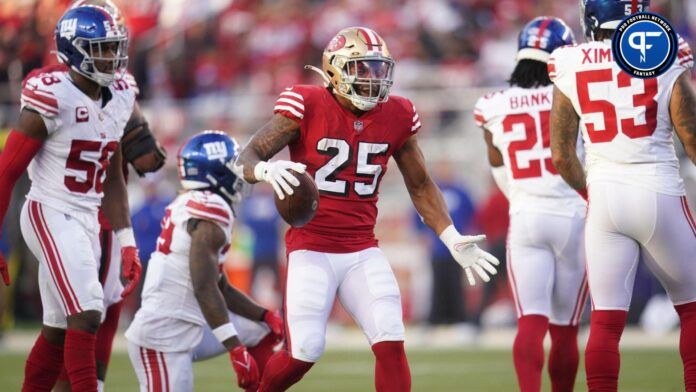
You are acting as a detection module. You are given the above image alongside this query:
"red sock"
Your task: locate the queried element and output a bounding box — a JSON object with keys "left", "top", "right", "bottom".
{"left": 585, "top": 310, "right": 627, "bottom": 392}
{"left": 676, "top": 302, "right": 696, "bottom": 392}
{"left": 64, "top": 329, "right": 98, "bottom": 392}
{"left": 95, "top": 302, "right": 122, "bottom": 369}
{"left": 548, "top": 324, "right": 579, "bottom": 392}
{"left": 513, "top": 315, "right": 549, "bottom": 392}
{"left": 258, "top": 349, "right": 313, "bottom": 392}
{"left": 372, "top": 341, "right": 411, "bottom": 392}
{"left": 249, "top": 333, "right": 279, "bottom": 375}
{"left": 22, "top": 333, "right": 64, "bottom": 391}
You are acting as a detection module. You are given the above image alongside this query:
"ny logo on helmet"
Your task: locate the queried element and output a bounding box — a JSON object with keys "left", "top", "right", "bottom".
{"left": 203, "top": 141, "right": 228, "bottom": 161}
{"left": 60, "top": 18, "right": 78, "bottom": 39}
{"left": 525, "top": 28, "right": 549, "bottom": 49}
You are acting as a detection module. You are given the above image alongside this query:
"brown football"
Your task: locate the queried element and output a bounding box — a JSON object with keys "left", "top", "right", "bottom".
{"left": 274, "top": 170, "right": 320, "bottom": 227}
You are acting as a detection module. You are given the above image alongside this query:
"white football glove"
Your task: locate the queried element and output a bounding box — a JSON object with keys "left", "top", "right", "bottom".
{"left": 254, "top": 160, "right": 307, "bottom": 200}
{"left": 439, "top": 225, "right": 500, "bottom": 286}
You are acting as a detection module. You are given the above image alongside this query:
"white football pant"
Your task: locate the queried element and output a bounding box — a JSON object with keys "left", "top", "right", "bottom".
{"left": 586, "top": 181, "right": 696, "bottom": 310}
{"left": 507, "top": 211, "right": 588, "bottom": 325}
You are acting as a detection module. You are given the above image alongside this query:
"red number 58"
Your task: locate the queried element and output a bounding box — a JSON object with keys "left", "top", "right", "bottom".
{"left": 64, "top": 140, "right": 119, "bottom": 194}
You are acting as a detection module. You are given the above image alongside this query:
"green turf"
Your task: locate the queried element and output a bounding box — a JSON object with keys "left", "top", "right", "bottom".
{"left": 0, "top": 349, "right": 684, "bottom": 391}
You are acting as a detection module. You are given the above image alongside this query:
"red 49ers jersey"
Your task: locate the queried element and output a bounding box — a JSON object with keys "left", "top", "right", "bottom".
{"left": 274, "top": 85, "right": 421, "bottom": 253}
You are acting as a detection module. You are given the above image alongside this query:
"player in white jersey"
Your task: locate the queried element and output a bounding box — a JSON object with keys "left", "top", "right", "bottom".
{"left": 549, "top": 1, "right": 696, "bottom": 390}
{"left": 126, "top": 131, "right": 283, "bottom": 392}
{"left": 0, "top": 6, "right": 143, "bottom": 391}
{"left": 41, "top": 3, "right": 167, "bottom": 391}
{"left": 476, "top": 17, "right": 586, "bottom": 392}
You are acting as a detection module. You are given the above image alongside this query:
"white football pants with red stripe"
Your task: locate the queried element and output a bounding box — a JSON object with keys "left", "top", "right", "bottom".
{"left": 586, "top": 181, "right": 696, "bottom": 309}
{"left": 20, "top": 199, "right": 104, "bottom": 328}
{"left": 507, "top": 210, "right": 588, "bottom": 325}
{"left": 284, "top": 247, "right": 406, "bottom": 362}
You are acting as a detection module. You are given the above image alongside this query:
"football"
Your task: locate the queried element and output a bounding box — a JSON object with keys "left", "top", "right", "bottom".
{"left": 274, "top": 170, "right": 320, "bottom": 227}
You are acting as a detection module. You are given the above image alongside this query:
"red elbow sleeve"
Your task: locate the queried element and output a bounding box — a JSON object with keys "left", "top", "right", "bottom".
{"left": 0, "top": 130, "right": 43, "bottom": 225}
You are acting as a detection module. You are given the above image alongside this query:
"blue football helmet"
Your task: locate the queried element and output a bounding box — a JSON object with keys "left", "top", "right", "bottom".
{"left": 581, "top": 0, "right": 650, "bottom": 40}
{"left": 517, "top": 17, "right": 576, "bottom": 63}
{"left": 55, "top": 5, "right": 128, "bottom": 86}
{"left": 177, "top": 131, "right": 247, "bottom": 210}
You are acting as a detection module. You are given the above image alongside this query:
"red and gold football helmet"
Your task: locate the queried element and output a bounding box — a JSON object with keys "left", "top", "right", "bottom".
{"left": 320, "top": 27, "right": 395, "bottom": 111}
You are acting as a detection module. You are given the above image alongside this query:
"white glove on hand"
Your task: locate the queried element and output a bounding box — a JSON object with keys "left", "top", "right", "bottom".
{"left": 439, "top": 225, "right": 500, "bottom": 286}
{"left": 254, "top": 160, "right": 307, "bottom": 200}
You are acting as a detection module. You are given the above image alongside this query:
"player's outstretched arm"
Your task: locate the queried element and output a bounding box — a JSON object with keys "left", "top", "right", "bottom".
{"left": 671, "top": 70, "right": 696, "bottom": 165}
{"left": 482, "top": 128, "right": 509, "bottom": 197}
{"left": 189, "top": 219, "right": 259, "bottom": 388}
{"left": 550, "top": 86, "right": 586, "bottom": 190}
{"left": 233, "top": 114, "right": 306, "bottom": 200}
{"left": 0, "top": 109, "right": 47, "bottom": 285}
{"left": 394, "top": 136, "right": 499, "bottom": 286}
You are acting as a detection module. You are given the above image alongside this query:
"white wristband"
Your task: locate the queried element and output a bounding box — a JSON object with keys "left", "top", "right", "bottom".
{"left": 438, "top": 224, "right": 459, "bottom": 249}
{"left": 115, "top": 228, "right": 136, "bottom": 248}
{"left": 253, "top": 161, "right": 268, "bottom": 182}
{"left": 212, "top": 322, "right": 238, "bottom": 343}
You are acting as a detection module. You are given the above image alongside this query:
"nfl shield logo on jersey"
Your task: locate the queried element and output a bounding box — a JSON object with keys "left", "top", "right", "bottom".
{"left": 354, "top": 120, "right": 364, "bottom": 133}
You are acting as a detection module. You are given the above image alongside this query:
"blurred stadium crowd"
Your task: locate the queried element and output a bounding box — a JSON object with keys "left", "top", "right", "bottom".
{"left": 0, "top": 0, "right": 695, "bottom": 337}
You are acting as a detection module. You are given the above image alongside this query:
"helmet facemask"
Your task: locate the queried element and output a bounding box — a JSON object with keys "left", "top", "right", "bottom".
{"left": 332, "top": 56, "right": 394, "bottom": 111}
{"left": 73, "top": 34, "right": 128, "bottom": 86}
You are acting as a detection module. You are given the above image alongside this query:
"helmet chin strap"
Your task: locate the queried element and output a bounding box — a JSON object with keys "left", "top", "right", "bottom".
{"left": 304, "top": 65, "right": 331, "bottom": 87}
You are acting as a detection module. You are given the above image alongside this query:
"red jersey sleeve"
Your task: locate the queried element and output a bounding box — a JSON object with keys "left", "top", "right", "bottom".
{"left": 273, "top": 87, "right": 306, "bottom": 123}
{"left": 397, "top": 97, "right": 421, "bottom": 150}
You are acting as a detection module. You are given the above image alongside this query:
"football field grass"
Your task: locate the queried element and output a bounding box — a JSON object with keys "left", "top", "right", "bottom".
{"left": 0, "top": 348, "right": 685, "bottom": 391}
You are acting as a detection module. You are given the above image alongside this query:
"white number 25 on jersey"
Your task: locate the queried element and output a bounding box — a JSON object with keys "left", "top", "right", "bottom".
{"left": 314, "top": 138, "right": 388, "bottom": 198}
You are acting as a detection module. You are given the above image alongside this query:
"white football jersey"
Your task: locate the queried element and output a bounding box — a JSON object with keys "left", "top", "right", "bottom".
{"left": 133, "top": 190, "right": 233, "bottom": 339}
{"left": 475, "top": 86, "right": 586, "bottom": 217}
{"left": 20, "top": 70, "right": 136, "bottom": 213}
{"left": 549, "top": 40, "right": 691, "bottom": 196}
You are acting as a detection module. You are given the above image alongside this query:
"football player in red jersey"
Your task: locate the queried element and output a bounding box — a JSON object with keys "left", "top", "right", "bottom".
{"left": 234, "top": 27, "right": 500, "bottom": 392}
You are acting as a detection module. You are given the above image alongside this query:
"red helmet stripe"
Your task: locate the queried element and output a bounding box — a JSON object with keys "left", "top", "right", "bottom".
{"left": 359, "top": 28, "right": 381, "bottom": 53}
{"left": 535, "top": 18, "right": 553, "bottom": 49}
{"left": 93, "top": 6, "right": 117, "bottom": 30}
